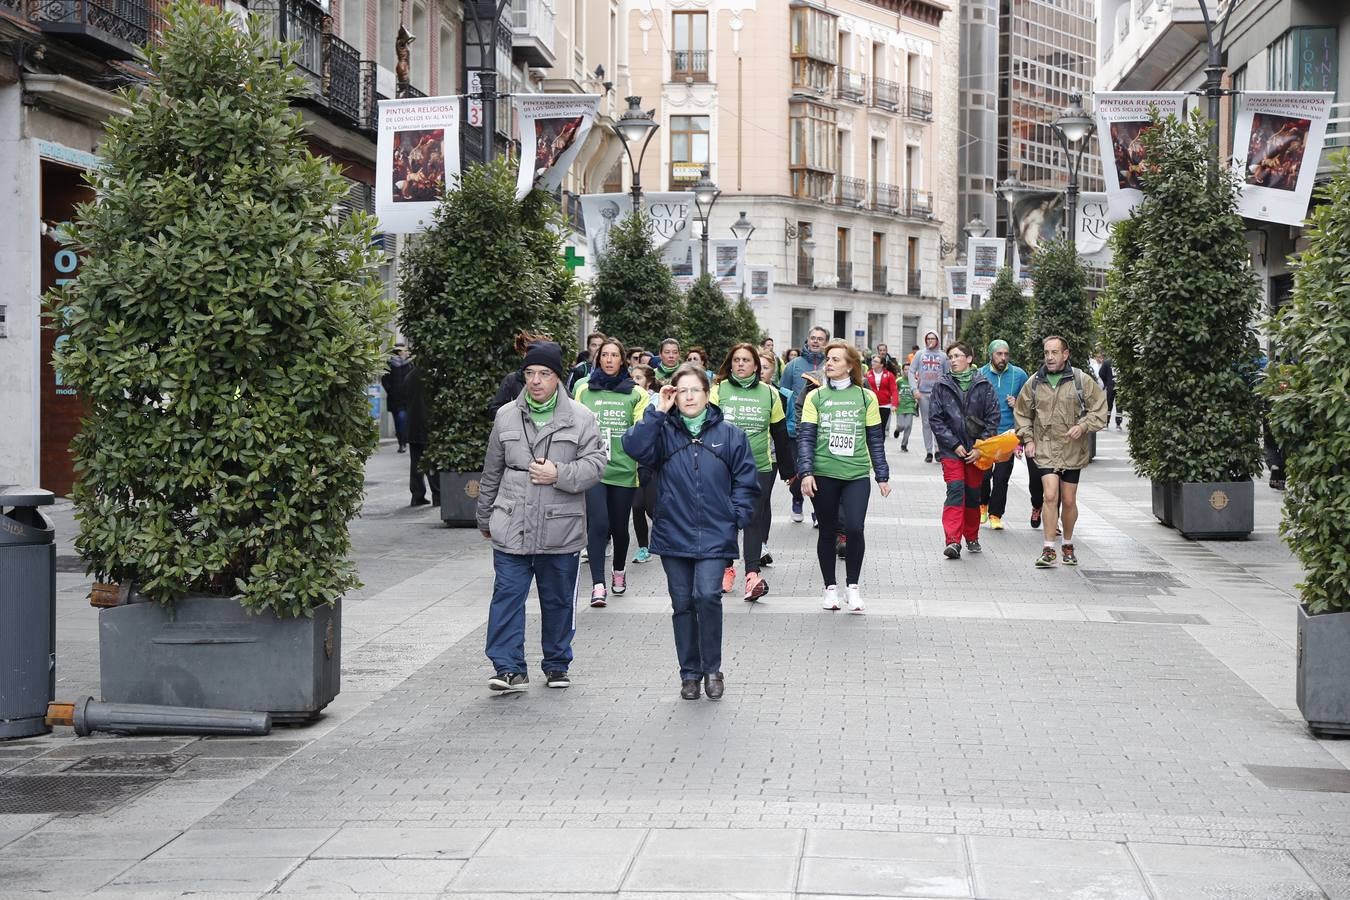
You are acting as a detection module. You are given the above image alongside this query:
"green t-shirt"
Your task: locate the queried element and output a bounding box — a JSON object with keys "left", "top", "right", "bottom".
{"left": 800, "top": 383, "right": 881, "bottom": 481}
{"left": 896, "top": 381, "right": 919, "bottom": 415}
{"left": 710, "top": 379, "right": 785, "bottom": 472}
{"left": 573, "top": 383, "right": 649, "bottom": 487}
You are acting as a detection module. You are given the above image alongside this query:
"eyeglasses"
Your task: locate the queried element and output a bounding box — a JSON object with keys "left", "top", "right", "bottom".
{"left": 675, "top": 387, "right": 706, "bottom": 396}
{"left": 523, "top": 368, "right": 557, "bottom": 381}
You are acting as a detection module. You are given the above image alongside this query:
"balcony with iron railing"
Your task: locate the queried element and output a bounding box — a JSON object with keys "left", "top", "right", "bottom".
{"left": 28, "top": 0, "right": 156, "bottom": 59}
{"left": 872, "top": 182, "right": 900, "bottom": 211}
{"left": 797, "top": 255, "right": 814, "bottom": 287}
{"left": 323, "top": 30, "right": 362, "bottom": 123}
{"left": 872, "top": 265, "right": 888, "bottom": 293}
{"left": 904, "top": 189, "right": 933, "bottom": 217}
{"left": 906, "top": 269, "right": 922, "bottom": 296}
{"left": 358, "top": 59, "right": 382, "bottom": 133}
{"left": 511, "top": 0, "right": 555, "bottom": 68}
{"left": 671, "top": 48, "right": 710, "bottom": 82}
{"left": 835, "top": 175, "right": 868, "bottom": 207}
{"left": 906, "top": 86, "right": 933, "bottom": 121}
{"left": 836, "top": 67, "right": 867, "bottom": 104}
{"left": 253, "top": 0, "right": 326, "bottom": 85}
{"left": 872, "top": 77, "right": 900, "bottom": 111}
{"left": 837, "top": 260, "right": 853, "bottom": 289}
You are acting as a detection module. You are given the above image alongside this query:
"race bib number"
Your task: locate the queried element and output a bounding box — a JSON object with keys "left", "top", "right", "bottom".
{"left": 602, "top": 429, "right": 613, "bottom": 461}
{"left": 827, "top": 430, "right": 856, "bottom": 457}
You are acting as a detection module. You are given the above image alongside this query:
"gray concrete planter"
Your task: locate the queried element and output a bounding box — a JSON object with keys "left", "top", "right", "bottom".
{"left": 1297, "top": 605, "right": 1350, "bottom": 737}
{"left": 99, "top": 594, "right": 340, "bottom": 723}
{"left": 439, "top": 470, "right": 483, "bottom": 527}
{"left": 1151, "top": 480, "right": 1175, "bottom": 527}
{"left": 1170, "top": 480, "right": 1253, "bottom": 540}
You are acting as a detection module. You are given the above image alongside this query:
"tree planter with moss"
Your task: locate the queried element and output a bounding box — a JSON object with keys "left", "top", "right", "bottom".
{"left": 50, "top": 2, "right": 391, "bottom": 716}
{"left": 1099, "top": 112, "right": 1262, "bottom": 539}
{"left": 1264, "top": 153, "right": 1350, "bottom": 736}
{"left": 399, "top": 160, "right": 580, "bottom": 528}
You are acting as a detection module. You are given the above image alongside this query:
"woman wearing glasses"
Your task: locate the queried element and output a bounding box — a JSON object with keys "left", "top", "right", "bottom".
{"left": 573, "top": 338, "right": 650, "bottom": 606}
{"left": 622, "top": 363, "right": 760, "bottom": 701}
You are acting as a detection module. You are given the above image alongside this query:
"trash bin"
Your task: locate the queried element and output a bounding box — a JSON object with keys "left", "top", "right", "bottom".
{"left": 0, "top": 487, "right": 56, "bottom": 740}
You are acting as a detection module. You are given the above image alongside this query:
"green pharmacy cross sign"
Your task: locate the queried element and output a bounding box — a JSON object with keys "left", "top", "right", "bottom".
{"left": 563, "top": 246, "right": 585, "bottom": 272}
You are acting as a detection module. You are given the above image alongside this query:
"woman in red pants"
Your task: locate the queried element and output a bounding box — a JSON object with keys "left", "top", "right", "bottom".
{"left": 927, "top": 342, "right": 1000, "bottom": 560}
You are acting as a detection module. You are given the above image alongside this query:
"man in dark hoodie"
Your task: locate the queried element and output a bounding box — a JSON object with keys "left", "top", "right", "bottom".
{"left": 381, "top": 343, "right": 412, "bottom": 452}
{"left": 909, "top": 330, "right": 951, "bottom": 462}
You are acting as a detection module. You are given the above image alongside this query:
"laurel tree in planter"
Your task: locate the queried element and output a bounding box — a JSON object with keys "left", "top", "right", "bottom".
{"left": 1126, "top": 111, "right": 1263, "bottom": 538}
{"left": 1024, "top": 238, "right": 1092, "bottom": 368}
{"left": 48, "top": 0, "right": 393, "bottom": 718}
{"left": 397, "top": 158, "right": 579, "bottom": 525}
{"left": 591, "top": 212, "right": 684, "bottom": 354}
{"left": 1262, "top": 152, "right": 1350, "bottom": 735}
{"left": 980, "top": 267, "right": 1031, "bottom": 369}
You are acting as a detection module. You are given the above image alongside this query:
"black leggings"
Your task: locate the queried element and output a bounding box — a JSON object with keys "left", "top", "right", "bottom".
{"left": 810, "top": 475, "right": 871, "bottom": 587}
{"left": 586, "top": 483, "right": 636, "bottom": 584}
{"left": 742, "top": 470, "right": 776, "bottom": 573}
{"left": 632, "top": 468, "right": 658, "bottom": 549}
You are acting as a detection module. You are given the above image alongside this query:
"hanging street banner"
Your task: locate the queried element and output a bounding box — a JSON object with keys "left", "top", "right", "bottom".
{"left": 747, "top": 265, "right": 774, "bottom": 303}
{"left": 945, "top": 265, "right": 970, "bottom": 311}
{"left": 966, "top": 236, "right": 1006, "bottom": 305}
{"left": 515, "top": 94, "right": 600, "bottom": 200}
{"left": 660, "top": 240, "right": 699, "bottom": 290}
{"left": 710, "top": 239, "right": 746, "bottom": 294}
{"left": 1076, "top": 192, "right": 1113, "bottom": 268}
{"left": 1007, "top": 188, "right": 1063, "bottom": 267}
{"left": 375, "top": 96, "right": 460, "bottom": 233}
{"left": 1094, "top": 91, "right": 1187, "bottom": 222}
{"left": 1231, "top": 91, "right": 1335, "bottom": 226}
{"left": 581, "top": 192, "right": 694, "bottom": 259}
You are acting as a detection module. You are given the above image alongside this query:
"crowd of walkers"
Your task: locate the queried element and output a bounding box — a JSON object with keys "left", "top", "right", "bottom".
{"left": 381, "top": 325, "right": 1108, "bottom": 701}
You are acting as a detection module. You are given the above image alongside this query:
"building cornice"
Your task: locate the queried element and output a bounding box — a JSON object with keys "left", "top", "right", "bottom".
{"left": 22, "top": 73, "right": 129, "bottom": 123}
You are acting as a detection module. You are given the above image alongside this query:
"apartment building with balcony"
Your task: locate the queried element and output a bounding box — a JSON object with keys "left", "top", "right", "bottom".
{"left": 1096, "top": 0, "right": 1349, "bottom": 316}
{"left": 622, "top": 0, "right": 959, "bottom": 354}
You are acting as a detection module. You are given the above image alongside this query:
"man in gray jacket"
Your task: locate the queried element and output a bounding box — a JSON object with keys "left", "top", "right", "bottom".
{"left": 909, "top": 330, "right": 951, "bottom": 462}
{"left": 477, "top": 342, "right": 607, "bottom": 693}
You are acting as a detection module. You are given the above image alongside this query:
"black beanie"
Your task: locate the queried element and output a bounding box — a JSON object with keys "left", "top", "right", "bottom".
{"left": 521, "top": 341, "right": 567, "bottom": 381}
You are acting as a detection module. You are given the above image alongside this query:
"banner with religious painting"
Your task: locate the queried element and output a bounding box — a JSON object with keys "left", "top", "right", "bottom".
{"left": 1093, "top": 92, "right": 1187, "bottom": 221}
{"left": 375, "top": 96, "right": 460, "bottom": 233}
{"left": 1230, "top": 91, "right": 1334, "bottom": 226}
{"left": 514, "top": 94, "right": 600, "bottom": 200}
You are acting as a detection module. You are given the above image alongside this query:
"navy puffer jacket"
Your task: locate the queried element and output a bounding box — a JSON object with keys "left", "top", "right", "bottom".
{"left": 621, "top": 404, "right": 760, "bottom": 559}
{"left": 928, "top": 370, "right": 1001, "bottom": 461}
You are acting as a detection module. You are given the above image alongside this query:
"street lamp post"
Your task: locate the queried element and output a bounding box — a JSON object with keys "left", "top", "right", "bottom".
{"left": 463, "top": 0, "right": 512, "bottom": 162}
{"left": 730, "top": 211, "right": 756, "bottom": 243}
{"left": 691, "top": 167, "right": 721, "bottom": 278}
{"left": 1050, "top": 94, "right": 1096, "bottom": 248}
{"left": 1197, "top": 0, "right": 1243, "bottom": 184}
{"left": 613, "top": 96, "right": 660, "bottom": 210}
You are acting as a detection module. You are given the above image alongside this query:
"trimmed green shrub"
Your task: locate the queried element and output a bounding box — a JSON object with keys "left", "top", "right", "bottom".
{"left": 1262, "top": 152, "right": 1350, "bottom": 614}
{"left": 591, "top": 212, "right": 683, "bottom": 351}
{"left": 731, "top": 295, "right": 765, "bottom": 348}
{"left": 957, "top": 306, "right": 987, "bottom": 365}
{"left": 1097, "top": 216, "right": 1149, "bottom": 472}
{"left": 1125, "top": 110, "right": 1262, "bottom": 484}
{"left": 398, "top": 158, "right": 577, "bottom": 476}
{"left": 1025, "top": 237, "right": 1092, "bottom": 369}
{"left": 683, "top": 274, "right": 739, "bottom": 366}
{"left": 981, "top": 267, "right": 1033, "bottom": 370}
{"left": 48, "top": 0, "right": 392, "bottom": 617}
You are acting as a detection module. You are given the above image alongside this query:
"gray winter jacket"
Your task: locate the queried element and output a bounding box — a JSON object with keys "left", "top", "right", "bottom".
{"left": 476, "top": 389, "right": 606, "bottom": 555}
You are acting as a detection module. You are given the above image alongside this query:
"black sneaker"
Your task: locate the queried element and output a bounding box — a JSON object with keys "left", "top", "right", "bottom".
{"left": 943, "top": 542, "right": 961, "bottom": 560}
{"left": 966, "top": 540, "right": 982, "bottom": 553}
{"left": 488, "top": 672, "right": 528, "bottom": 692}
{"left": 1030, "top": 507, "right": 1042, "bottom": 529}
{"left": 544, "top": 671, "right": 570, "bottom": 688}
{"left": 759, "top": 552, "right": 774, "bottom": 568}
{"left": 901, "top": 445, "right": 909, "bottom": 452}
{"left": 925, "top": 453, "right": 934, "bottom": 463}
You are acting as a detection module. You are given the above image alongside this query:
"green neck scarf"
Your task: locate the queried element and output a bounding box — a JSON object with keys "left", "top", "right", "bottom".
{"left": 524, "top": 389, "right": 558, "bottom": 425}
{"left": 728, "top": 372, "right": 759, "bottom": 389}
{"left": 1046, "top": 370, "right": 1066, "bottom": 388}
{"left": 656, "top": 361, "right": 680, "bottom": 378}
{"left": 681, "top": 409, "right": 708, "bottom": 436}
{"left": 952, "top": 368, "right": 975, "bottom": 392}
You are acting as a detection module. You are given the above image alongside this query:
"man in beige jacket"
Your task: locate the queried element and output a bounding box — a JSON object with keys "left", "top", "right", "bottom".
{"left": 1013, "top": 335, "right": 1108, "bottom": 568}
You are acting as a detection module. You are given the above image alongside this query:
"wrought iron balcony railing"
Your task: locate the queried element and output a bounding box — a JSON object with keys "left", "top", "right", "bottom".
{"left": 906, "top": 86, "right": 933, "bottom": 120}
{"left": 671, "top": 48, "right": 710, "bottom": 82}
{"left": 905, "top": 189, "right": 933, "bottom": 217}
{"left": 323, "top": 31, "right": 362, "bottom": 122}
{"left": 797, "top": 256, "right": 814, "bottom": 287}
{"left": 29, "top": 0, "right": 154, "bottom": 59}
{"left": 906, "top": 269, "right": 922, "bottom": 296}
{"left": 872, "top": 77, "right": 900, "bottom": 111}
{"left": 835, "top": 175, "right": 868, "bottom": 207}
{"left": 837, "top": 260, "right": 853, "bottom": 289}
{"left": 872, "top": 182, "right": 900, "bottom": 211}
{"left": 835, "top": 67, "right": 866, "bottom": 103}
{"left": 872, "top": 265, "right": 887, "bottom": 293}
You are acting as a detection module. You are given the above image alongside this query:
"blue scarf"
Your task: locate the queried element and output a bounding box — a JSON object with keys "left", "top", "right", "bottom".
{"left": 800, "top": 346, "right": 824, "bottom": 367}
{"left": 588, "top": 366, "right": 636, "bottom": 394}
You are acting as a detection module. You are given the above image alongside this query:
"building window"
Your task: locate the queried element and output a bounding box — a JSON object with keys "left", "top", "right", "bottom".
{"left": 789, "top": 99, "right": 837, "bottom": 200}
{"left": 1267, "top": 27, "right": 1339, "bottom": 93}
{"left": 672, "top": 11, "right": 709, "bottom": 80}
{"left": 791, "top": 6, "right": 837, "bottom": 63}
{"left": 670, "top": 115, "right": 710, "bottom": 188}
{"left": 792, "top": 307, "right": 815, "bottom": 348}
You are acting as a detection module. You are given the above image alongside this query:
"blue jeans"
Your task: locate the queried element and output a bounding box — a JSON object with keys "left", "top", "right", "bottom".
{"left": 660, "top": 556, "right": 727, "bottom": 680}
{"left": 391, "top": 407, "right": 409, "bottom": 446}
{"left": 485, "top": 550, "right": 579, "bottom": 676}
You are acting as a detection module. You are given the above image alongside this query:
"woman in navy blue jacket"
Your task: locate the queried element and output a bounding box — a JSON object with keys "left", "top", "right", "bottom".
{"left": 622, "top": 363, "right": 760, "bottom": 701}
{"left": 928, "top": 341, "right": 1001, "bottom": 560}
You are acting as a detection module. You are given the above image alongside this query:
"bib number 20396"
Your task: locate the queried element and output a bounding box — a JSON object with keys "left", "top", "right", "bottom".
{"left": 827, "top": 430, "right": 856, "bottom": 457}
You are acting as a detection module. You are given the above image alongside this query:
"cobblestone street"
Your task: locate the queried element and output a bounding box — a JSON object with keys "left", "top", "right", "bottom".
{"left": 3, "top": 430, "right": 1349, "bottom": 898}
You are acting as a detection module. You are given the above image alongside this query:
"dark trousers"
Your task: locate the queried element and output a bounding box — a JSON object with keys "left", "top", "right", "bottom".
{"left": 1106, "top": 386, "right": 1119, "bottom": 426}
{"left": 661, "top": 555, "right": 726, "bottom": 679}
{"left": 632, "top": 469, "right": 658, "bottom": 549}
{"left": 878, "top": 407, "right": 892, "bottom": 437}
{"left": 409, "top": 442, "right": 439, "bottom": 504}
{"left": 1026, "top": 453, "right": 1044, "bottom": 510}
{"left": 810, "top": 475, "right": 871, "bottom": 586}
{"left": 484, "top": 550, "right": 579, "bottom": 676}
{"left": 980, "top": 457, "right": 1016, "bottom": 517}
{"left": 742, "top": 470, "right": 776, "bottom": 574}
{"left": 585, "top": 483, "right": 636, "bottom": 584}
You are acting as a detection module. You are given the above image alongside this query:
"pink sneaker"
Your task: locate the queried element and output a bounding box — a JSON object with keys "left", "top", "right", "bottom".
{"left": 611, "top": 570, "right": 626, "bottom": 594}
{"left": 590, "top": 584, "right": 607, "bottom": 608}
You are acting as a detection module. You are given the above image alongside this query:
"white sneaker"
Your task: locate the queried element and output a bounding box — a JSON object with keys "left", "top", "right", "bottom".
{"left": 822, "top": 585, "right": 840, "bottom": 610}
{"left": 846, "top": 584, "right": 864, "bottom": 613}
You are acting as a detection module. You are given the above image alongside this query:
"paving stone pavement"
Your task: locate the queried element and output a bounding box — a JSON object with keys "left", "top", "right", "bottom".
{"left": 2, "top": 430, "right": 1349, "bottom": 899}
